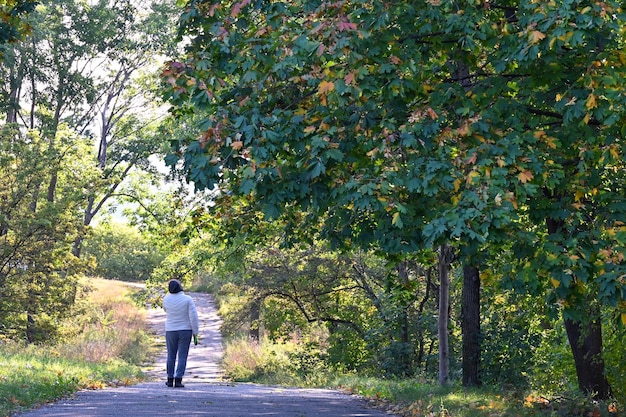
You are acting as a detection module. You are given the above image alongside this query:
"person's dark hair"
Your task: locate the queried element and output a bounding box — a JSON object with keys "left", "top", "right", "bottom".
{"left": 168, "top": 279, "right": 183, "bottom": 294}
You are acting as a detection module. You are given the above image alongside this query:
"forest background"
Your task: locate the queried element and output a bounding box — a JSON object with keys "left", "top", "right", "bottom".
{"left": 0, "top": 0, "right": 625, "bottom": 416}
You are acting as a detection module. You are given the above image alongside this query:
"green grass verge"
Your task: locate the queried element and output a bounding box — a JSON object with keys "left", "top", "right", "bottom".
{"left": 0, "top": 343, "right": 144, "bottom": 417}
{"left": 332, "top": 376, "right": 624, "bottom": 417}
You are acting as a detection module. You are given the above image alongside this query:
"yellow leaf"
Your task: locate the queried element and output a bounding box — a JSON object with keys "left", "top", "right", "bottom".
{"left": 518, "top": 170, "right": 534, "bottom": 183}
{"left": 392, "top": 212, "right": 402, "bottom": 227}
{"left": 318, "top": 80, "right": 335, "bottom": 95}
{"left": 574, "top": 190, "right": 584, "bottom": 202}
{"left": 550, "top": 278, "right": 560, "bottom": 288}
{"left": 453, "top": 178, "right": 462, "bottom": 192}
{"left": 304, "top": 126, "right": 316, "bottom": 134}
{"left": 585, "top": 93, "right": 597, "bottom": 109}
{"left": 231, "top": 141, "right": 243, "bottom": 150}
{"left": 622, "top": 313, "right": 626, "bottom": 326}
{"left": 466, "top": 170, "right": 480, "bottom": 185}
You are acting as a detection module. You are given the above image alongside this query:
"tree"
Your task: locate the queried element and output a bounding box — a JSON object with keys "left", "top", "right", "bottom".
{"left": 163, "top": 0, "right": 626, "bottom": 396}
{"left": 462, "top": 264, "right": 480, "bottom": 387}
{"left": 0, "top": 0, "right": 180, "bottom": 257}
{"left": 0, "top": 0, "right": 38, "bottom": 47}
{"left": 72, "top": 0, "right": 182, "bottom": 257}
{"left": 0, "top": 124, "right": 97, "bottom": 341}
{"left": 82, "top": 223, "right": 165, "bottom": 281}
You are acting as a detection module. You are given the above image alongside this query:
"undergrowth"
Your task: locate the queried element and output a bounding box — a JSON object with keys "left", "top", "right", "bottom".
{"left": 222, "top": 335, "right": 625, "bottom": 417}
{"left": 0, "top": 278, "right": 153, "bottom": 417}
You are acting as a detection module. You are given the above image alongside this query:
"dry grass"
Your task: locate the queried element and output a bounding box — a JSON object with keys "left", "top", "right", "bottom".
{"left": 0, "top": 278, "right": 152, "bottom": 417}
{"left": 57, "top": 278, "right": 152, "bottom": 364}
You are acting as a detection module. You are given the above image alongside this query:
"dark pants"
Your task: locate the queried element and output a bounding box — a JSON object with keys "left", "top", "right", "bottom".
{"left": 166, "top": 329, "right": 192, "bottom": 378}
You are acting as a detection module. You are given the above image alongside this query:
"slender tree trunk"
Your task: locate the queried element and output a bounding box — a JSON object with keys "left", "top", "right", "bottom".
{"left": 438, "top": 244, "right": 453, "bottom": 386}
{"left": 416, "top": 267, "right": 433, "bottom": 365}
{"left": 397, "top": 261, "right": 411, "bottom": 375}
{"left": 249, "top": 298, "right": 260, "bottom": 342}
{"left": 462, "top": 264, "right": 481, "bottom": 387}
{"left": 398, "top": 261, "right": 410, "bottom": 345}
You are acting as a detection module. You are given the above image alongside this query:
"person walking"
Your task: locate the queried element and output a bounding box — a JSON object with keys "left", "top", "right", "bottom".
{"left": 163, "top": 279, "right": 199, "bottom": 388}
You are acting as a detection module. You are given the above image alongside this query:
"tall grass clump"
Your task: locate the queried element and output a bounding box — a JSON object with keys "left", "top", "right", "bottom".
{"left": 56, "top": 279, "right": 156, "bottom": 365}
{"left": 0, "top": 278, "right": 154, "bottom": 417}
{"left": 222, "top": 335, "right": 333, "bottom": 387}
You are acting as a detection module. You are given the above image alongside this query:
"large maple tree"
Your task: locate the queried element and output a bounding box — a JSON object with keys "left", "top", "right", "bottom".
{"left": 162, "top": 0, "right": 625, "bottom": 397}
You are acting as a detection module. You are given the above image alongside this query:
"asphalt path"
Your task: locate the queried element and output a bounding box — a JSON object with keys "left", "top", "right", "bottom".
{"left": 15, "top": 291, "right": 395, "bottom": 417}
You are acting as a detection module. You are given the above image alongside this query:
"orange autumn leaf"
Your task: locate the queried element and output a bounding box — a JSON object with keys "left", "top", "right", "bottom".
{"left": 318, "top": 80, "right": 335, "bottom": 95}
{"left": 518, "top": 170, "right": 534, "bottom": 183}
{"left": 231, "top": 140, "right": 243, "bottom": 150}
{"left": 337, "top": 19, "right": 358, "bottom": 32}
{"left": 426, "top": 107, "right": 438, "bottom": 120}
{"left": 466, "top": 152, "right": 477, "bottom": 165}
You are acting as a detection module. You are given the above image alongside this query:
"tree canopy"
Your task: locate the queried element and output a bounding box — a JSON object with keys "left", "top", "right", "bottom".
{"left": 162, "top": 0, "right": 626, "bottom": 397}
{"left": 164, "top": 0, "right": 625, "bottom": 311}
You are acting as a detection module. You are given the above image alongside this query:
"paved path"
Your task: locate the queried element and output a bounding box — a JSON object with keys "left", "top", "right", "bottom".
{"left": 15, "top": 292, "right": 395, "bottom": 417}
{"left": 142, "top": 292, "right": 225, "bottom": 383}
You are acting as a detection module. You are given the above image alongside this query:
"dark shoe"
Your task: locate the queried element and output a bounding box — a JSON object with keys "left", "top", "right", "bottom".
{"left": 174, "top": 377, "right": 184, "bottom": 388}
{"left": 165, "top": 377, "right": 174, "bottom": 387}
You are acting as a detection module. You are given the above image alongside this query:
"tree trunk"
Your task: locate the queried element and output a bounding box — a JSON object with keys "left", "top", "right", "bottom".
{"left": 249, "top": 298, "right": 260, "bottom": 342}
{"left": 438, "top": 244, "right": 453, "bottom": 386}
{"left": 564, "top": 313, "right": 611, "bottom": 399}
{"left": 546, "top": 215, "right": 611, "bottom": 399}
{"left": 397, "top": 261, "right": 411, "bottom": 375}
{"left": 462, "top": 264, "right": 481, "bottom": 387}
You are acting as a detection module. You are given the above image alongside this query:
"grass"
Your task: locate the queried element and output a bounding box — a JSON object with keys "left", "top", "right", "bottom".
{"left": 221, "top": 336, "right": 625, "bottom": 417}
{"left": 333, "top": 376, "right": 624, "bottom": 417}
{"left": 0, "top": 278, "right": 154, "bottom": 417}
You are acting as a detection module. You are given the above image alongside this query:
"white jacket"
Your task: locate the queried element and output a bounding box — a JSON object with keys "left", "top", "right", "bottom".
{"left": 163, "top": 292, "right": 199, "bottom": 335}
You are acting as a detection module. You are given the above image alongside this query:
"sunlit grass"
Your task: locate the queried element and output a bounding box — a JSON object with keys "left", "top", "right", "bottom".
{"left": 333, "top": 376, "right": 623, "bottom": 417}
{"left": 222, "top": 336, "right": 624, "bottom": 417}
{"left": 0, "top": 278, "right": 154, "bottom": 417}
